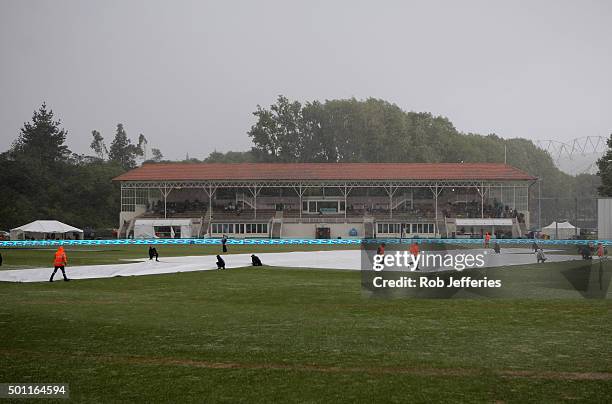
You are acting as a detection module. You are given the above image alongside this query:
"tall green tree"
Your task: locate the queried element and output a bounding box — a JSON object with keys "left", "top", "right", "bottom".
{"left": 151, "top": 148, "right": 164, "bottom": 162}
{"left": 90, "top": 130, "right": 108, "bottom": 160}
{"left": 10, "top": 103, "right": 69, "bottom": 165}
{"left": 248, "top": 95, "right": 304, "bottom": 162}
{"left": 137, "top": 133, "right": 148, "bottom": 160}
{"left": 596, "top": 133, "right": 612, "bottom": 196}
{"left": 108, "top": 124, "right": 142, "bottom": 169}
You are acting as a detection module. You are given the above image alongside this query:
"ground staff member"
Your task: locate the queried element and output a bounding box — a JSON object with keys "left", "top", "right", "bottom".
{"left": 50, "top": 246, "right": 70, "bottom": 282}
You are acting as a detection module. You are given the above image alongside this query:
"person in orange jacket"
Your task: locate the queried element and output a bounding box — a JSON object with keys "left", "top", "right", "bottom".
{"left": 409, "top": 242, "right": 420, "bottom": 270}
{"left": 50, "top": 246, "right": 70, "bottom": 282}
{"left": 484, "top": 232, "right": 491, "bottom": 248}
{"left": 409, "top": 242, "right": 420, "bottom": 257}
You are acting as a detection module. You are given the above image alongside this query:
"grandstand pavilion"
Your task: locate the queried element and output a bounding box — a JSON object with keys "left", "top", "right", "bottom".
{"left": 113, "top": 163, "right": 535, "bottom": 239}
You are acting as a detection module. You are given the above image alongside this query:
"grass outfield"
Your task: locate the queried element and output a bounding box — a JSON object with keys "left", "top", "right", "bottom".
{"left": 1, "top": 264, "right": 611, "bottom": 402}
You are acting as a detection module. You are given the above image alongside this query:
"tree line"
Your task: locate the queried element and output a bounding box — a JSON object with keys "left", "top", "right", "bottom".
{"left": 0, "top": 104, "right": 163, "bottom": 233}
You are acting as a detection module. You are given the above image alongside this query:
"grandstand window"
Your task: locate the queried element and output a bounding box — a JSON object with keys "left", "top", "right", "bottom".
{"left": 377, "top": 223, "right": 406, "bottom": 234}
{"left": 211, "top": 223, "right": 267, "bottom": 234}
{"left": 121, "top": 188, "right": 148, "bottom": 212}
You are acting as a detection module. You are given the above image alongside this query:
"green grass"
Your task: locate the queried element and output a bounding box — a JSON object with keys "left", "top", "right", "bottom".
{"left": 1, "top": 261, "right": 611, "bottom": 403}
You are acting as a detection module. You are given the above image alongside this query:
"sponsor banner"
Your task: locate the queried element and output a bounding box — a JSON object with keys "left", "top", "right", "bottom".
{"left": 1, "top": 238, "right": 610, "bottom": 248}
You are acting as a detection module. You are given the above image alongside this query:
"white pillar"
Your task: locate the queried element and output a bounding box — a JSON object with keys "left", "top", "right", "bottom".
{"left": 250, "top": 185, "right": 261, "bottom": 220}
{"left": 481, "top": 192, "right": 484, "bottom": 218}
{"left": 163, "top": 185, "right": 168, "bottom": 219}
{"left": 344, "top": 185, "right": 348, "bottom": 220}
{"left": 386, "top": 185, "right": 394, "bottom": 219}
{"left": 434, "top": 184, "right": 439, "bottom": 235}
{"left": 208, "top": 185, "right": 213, "bottom": 223}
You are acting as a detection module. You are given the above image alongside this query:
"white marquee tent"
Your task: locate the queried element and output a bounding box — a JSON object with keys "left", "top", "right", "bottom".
{"left": 541, "top": 221, "right": 579, "bottom": 240}
{"left": 10, "top": 220, "right": 84, "bottom": 240}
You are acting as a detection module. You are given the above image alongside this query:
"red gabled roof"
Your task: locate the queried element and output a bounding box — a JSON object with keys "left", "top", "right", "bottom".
{"left": 113, "top": 163, "right": 535, "bottom": 182}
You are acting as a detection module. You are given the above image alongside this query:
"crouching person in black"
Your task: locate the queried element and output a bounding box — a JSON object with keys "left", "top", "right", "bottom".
{"left": 579, "top": 245, "right": 592, "bottom": 260}
{"left": 251, "top": 254, "right": 263, "bottom": 267}
{"left": 148, "top": 246, "right": 159, "bottom": 262}
{"left": 216, "top": 255, "right": 225, "bottom": 270}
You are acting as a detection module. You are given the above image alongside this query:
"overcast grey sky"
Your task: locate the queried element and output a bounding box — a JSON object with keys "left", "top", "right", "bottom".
{"left": 1, "top": 0, "right": 611, "bottom": 160}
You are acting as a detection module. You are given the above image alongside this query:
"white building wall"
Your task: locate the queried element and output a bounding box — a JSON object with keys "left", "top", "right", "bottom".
{"left": 598, "top": 198, "right": 612, "bottom": 240}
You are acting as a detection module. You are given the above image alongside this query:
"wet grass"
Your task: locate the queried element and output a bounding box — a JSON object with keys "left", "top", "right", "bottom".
{"left": 0, "top": 265, "right": 610, "bottom": 402}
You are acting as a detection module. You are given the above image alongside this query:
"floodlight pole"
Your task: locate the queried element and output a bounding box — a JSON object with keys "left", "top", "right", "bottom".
{"left": 538, "top": 178, "right": 542, "bottom": 230}
{"left": 575, "top": 197, "right": 578, "bottom": 238}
